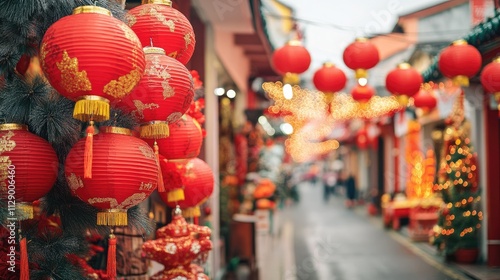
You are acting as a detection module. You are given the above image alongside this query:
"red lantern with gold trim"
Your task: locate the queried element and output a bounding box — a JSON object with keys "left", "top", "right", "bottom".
{"left": 65, "top": 126, "right": 158, "bottom": 226}
{"left": 351, "top": 84, "right": 375, "bottom": 103}
{"left": 385, "top": 63, "right": 423, "bottom": 106}
{"left": 144, "top": 115, "right": 203, "bottom": 160}
{"left": 120, "top": 47, "right": 194, "bottom": 138}
{"left": 343, "top": 38, "right": 379, "bottom": 79}
{"left": 272, "top": 40, "right": 311, "bottom": 84}
{"left": 40, "top": 6, "right": 146, "bottom": 122}
{"left": 480, "top": 57, "right": 500, "bottom": 113}
{"left": 127, "top": 0, "right": 196, "bottom": 65}
{"left": 313, "top": 62, "right": 347, "bottom": 103}
{"left": 0, "top": 124, "right": 58, "bottom": 219}
{"left": 438, "top": 40, "right": 481, "bottom": 87}
{"left": 413, "top": 86, "right": 437, "bottom": 113}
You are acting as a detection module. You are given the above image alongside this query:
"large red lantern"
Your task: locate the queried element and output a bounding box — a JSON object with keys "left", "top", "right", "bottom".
{"left": 438, "top": 40, "right": 482, "bottom": 87}
{"left": 65, "top": 126, "right": 158, "bottom": 226}
{"left": 343, "top": 38, "right": 379, "bottom": 79}
{"left": 413, "top": 86, "right": 437, "bottom": 113}
{"left": 351, "top": 84, "right": 375, "bottom": 103}
{"left": 480, "top": 57, "right": 500, "bottom": 113}
{"left": 0, "top": 124, "right": 58, "bottom": 219}
{"left": 144, "top": 115, "right": 203, "bottom": 160}
{"left": 313, "top": 62, "right": 347, "bottom": 103}
{"left": 40, "top": 6, "right": 146, "bottom": 122}
{"left": 385, "top": 63, "right": 423, "bottom": 106}
{"left": 120, "top": 47, "right": 194, "bottom": 138}
{"left": 127, "top": 0, "right": 196, "bottom": 65}
{"left": 272, "top": 40, "right": 311, "bottom": 84}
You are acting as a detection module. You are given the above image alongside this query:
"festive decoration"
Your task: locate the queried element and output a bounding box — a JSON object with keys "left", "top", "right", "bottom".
{"left": 253, "top": 178, "right": 276, "bottom": 199}
{"left": 158, "top": 155, "right": 185, "bottom": 202}
{"left": 385, "top": 63, "right": 422, "bottom": 106}
{"left": 438, "top": 40, "right": 481, "bottom": 87}
{"left": 272, "top": 40, "right": 311, "bottom": 84}
{"left": 40, "top": 6, "right": 146, "bottom": 122}
{"left": 342, "top": 37, "right": 379, "bottom": 79}
{"left": 356, "top": 126, "right": 369, "bottom": 149}
{"left": 313, "top": 62, "right": 347, "bottom": 104}
{"left": 350, "top": 84, "right": 375, "bottom": 103}
{"left": 413, "top": 83, "right": 438, "bottom": 113}
{"left": 65, "top": 126, "right": 158, "bottom": 226}
{"left": 0, "top": 124, "right": 58, "bottom": 219}
{"left": 120, "top": 46, "right": 194, "bottom": 138}
{"left": 127, "top": 0, "right": 196, "bottom": 65}
{"left": 480, "top": 57, "right": 500, "bottom": 114}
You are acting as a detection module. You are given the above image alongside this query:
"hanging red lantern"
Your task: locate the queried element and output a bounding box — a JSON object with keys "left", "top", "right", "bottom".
{"left": 385, "top": 63, "right": 423, "bottom": 106}
{"left": 144, "top": 115, "right": 203, "bottom": 160}
{"left": 40, "top": 6, "right": 146, "bottom": 122}
{"left": 438, "top": 40, "right": 482, "bottom": 87}
{"left": 119, "top": 47, "right": 194, "bottom": 138}
{"left": 127, "top": 0, "right": 196, "bottom": 65}
{"left": 0, "top": 124, "right": 58, "bottom": 219}
{"left": 413, "top": 86, "right": 437, "bottom": 113}
{"left": 356, "top": 127, "right": 369, "bottom": 150}
{"left": 272, "top": 40, "right": 311, "bottom": 84}
{"left": 480, "top": 57, "right": 500, "bottom": 113}
{"left": 343, "top": 38, "right": 380, "bottom": 79}
{"left": 313, "top": 62, "right": 347, "bottom": 103}
{"left": 351, "top": 84, "right": 375, "bottom": 103}
{"left": 65, "top": 126, "right": 158, "bottom": 226}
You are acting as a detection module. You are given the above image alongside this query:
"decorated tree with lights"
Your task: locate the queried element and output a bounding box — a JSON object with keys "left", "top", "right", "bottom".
{"left": 432, "top": 94, "right": 482, "bottom": 259}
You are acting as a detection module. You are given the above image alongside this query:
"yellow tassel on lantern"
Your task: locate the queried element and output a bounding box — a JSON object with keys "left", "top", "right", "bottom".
{"left": 73, "top": 96, "right": 110, "bottom": 122}
{"left": 355, "top": 69, "right": 368, "bottom": 79}
{"left": 283, "top": 72, "right": 300, "bottom": 85}
{"left": 167, "top": 188, "right": 185, "bottom": 202}
{"left": 323, "top": 92, "right": 334, "bottom": 104}
{"left": 107, "top": 231, "right": 117, "bottom": 280}
{"left": 97, "top": 209, "right": 128, "bottom": 226}
{"left": 16, "top": 203, "right": 34, "bottom": 220}
{"left": 452, "top": 75, "right": 469, "bottom": 87}
{"left": 84, "top": 121, "right": 95, "bottom": 179}
{"left": 154, "top": 141, "right": 166, "bottom": 192}
{"left": 140, "top": 121, "right": 170, "bottom": 139}
{"left": 182, "top": 206, "right": 201, "bottom": 218}
{"left": 396, "top": 95, "right": 409, "bottom": 107}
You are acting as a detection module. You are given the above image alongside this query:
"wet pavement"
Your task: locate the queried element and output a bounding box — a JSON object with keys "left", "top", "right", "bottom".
{"left": 280, "top": 182, "right": 474, "bottom": 280}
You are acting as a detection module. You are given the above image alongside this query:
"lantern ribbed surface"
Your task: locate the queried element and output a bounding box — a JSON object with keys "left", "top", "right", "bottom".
{"left": 159, "top": 158, "right": 214, "bottom": 209}
{"left": 119, "top": 47, "right": 194, "bottom": 139}
{"left": 65, "top": 126, "right": 158, "bottom": 225}
{"left": 272, "top": 41, "right": 311, "bottom": 75}
{"left": 313, "top": 63, "right": 347, "bottom": 93}
{"left": 144, "top": 115, "right": 202, "bottom": 160}
{"left": 0, "top": 124, "right": 58, "bottom": 203}
{"left": 385, "top": 63, "right": 422, "bottom": 97}
{"left": 40, "top": 6, "right": 146, "bottom": 122}
{"left": 351, "top": 84, "right": 375, "bottom": 103}
{"left": 127, "top": 2, "right": 196, "bottom": 65}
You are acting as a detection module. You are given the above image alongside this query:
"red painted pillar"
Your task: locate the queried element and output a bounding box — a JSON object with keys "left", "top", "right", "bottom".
{"left": 394, "top": 135, "right": 399, "bottom": 193}
{"left": 485, "top": 105, "right": 500, "bottom": 267}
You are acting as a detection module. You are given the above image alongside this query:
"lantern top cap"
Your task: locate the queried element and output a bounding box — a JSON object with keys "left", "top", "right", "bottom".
{"left": 174, "top": 205, "right": 182, "bottom": 216}
{"left": 323, "top": 62, "right": 335, "bottom": 67}
{"left": 73, "top": 6, "right": 112, "bottom": 16}
{"left": 452, "top": 39, "right": 468, "bottom": 46}
{"left": 287, "top": 40, "right": 303, "bottom": 46}
{"left": 142, "top": 0, "right": 172, "bottom": 6}
{"left": 397, "top": 62, "right": 411, "bottom": 69}
{"left": 144, "top": 47, "right": 166, "bottom": 55}
{"left": 355, "top": 37, "right": 368, "bottom": 42}
{"left": 100, "top": 126, "right": 133, "bottom": 136}
{"left": 0, "top": 123, "right": 28, "bottom": 131}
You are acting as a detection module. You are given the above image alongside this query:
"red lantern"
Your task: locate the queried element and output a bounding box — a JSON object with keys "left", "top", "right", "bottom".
{"left": 356, "top": 127, "right": 369, "bottom": 150}
{"left": 127, "top": 0, "right": 196, "bottom": 65}
{"left": 272, "top": 40, "right": 311, "bottom": 84}
{"left": 144, "top": 115, "right": 203, "bottom": 160}
{"left": 413, "top": 87, "right": 437, "bottom": 112}
{"left": 343, "top": 38, "right": 379, "bottom": 79}
{"left": 438, "top": 40, "right": 482, "bottom": 87}
{"left": 480, "top": 57, "right": 500, "bottom": 113}
{"left": 385, "top": 63, "right": 423, "bottom": 106}
{"left": 0, "top": 124, "right": 58, "bottom": 219}
{"left": 65, "top": 126, "right": 158, "bottom": 226}
{"left": 120, "top": 47, "right": 194, "bottom": 138}
{"left": 40, "top": 6, "right": 146, "bottom": 122}
{"left": 351, "top": 84, "right": 375, "bottom": 103}
{"left": 313, "top": 62, "right": 347, "bottom": 103}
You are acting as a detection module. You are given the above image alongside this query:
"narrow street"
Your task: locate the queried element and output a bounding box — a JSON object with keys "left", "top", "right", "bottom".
{"left": 280, "top": 182, "right": 473, "bottom": 280}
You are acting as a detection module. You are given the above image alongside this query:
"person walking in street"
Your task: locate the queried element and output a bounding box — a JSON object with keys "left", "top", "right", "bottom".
{"left": 345, "top": 173, "right": 356, "bottom": 208}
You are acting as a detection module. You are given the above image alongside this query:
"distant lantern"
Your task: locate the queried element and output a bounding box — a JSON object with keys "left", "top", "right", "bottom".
{"left": 480, "top": 57, "right": 500, "bottom": 114}
{"left": 413, "top": 86, "right": 437, "bottom": 113}
{"left": 343, "top": 38, "right": 379, "bottom": 80}
{"left": 438, "top": 40, "right": 481, "bottom": 87}
{"left": 350, "top": 84, "right": 375, "bottom": 103}
{"left": 385, "top": 63, "right": 423, "bottom": 106}
{"left": 272, "top": 40, "right": 311, "bottom": 85}
{"left": 313, "top": 62, "right": 347, "bottom": 104}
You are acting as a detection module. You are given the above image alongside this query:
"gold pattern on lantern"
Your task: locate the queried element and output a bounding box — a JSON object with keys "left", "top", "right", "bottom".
{"left": 103, "top": 69, "right": 142, "bottom": 98}
{"left": 57, "top": 51, "right": 92, "bottom": 93}
{"left": 167, "top": 51, "right": 179, "bottom": 59}
{"left": 88, "top": 197, "right": 119, "bottom": 208}
{"left": 133, "top": 100, "right": 160, "bottom": 119}
{"left": 67, "top": 173, "right": 84, "bottom": 191}
{"left": 184, "top": 32, "right": 193, "bottom": 48}
{"left": 0, "top": 156, "right": 12, "bottom": 192}
{"left": 142, "top": 7, "right": 175, "bottom": 31}
{"left": 146, "top": 56, "right": 175, "bottom": 99}
{"left": 126, "top": 14, "right": 137, "bottom": 26}
{"left": 0, "top": 131, "right": 16, "bottom": 153}
{"left": 138, "top": 145, "right": 156, "bottom": 159}
{"left": 166, "top": 112, "right": 182, "bottom": 123}
{"left": 118, "top": 23, "right": 141, "bottom": 45}
{"left": 162, "top": 80, "right": 175, "bottom": 99}
{"left": 140, "top": 182, "right": 154, "bottom": 191}
{"left": 40, "top": 43, "right": 48, "bottom": 69}
{"left": 120, "top": 192, "right": 147, "bottom": 209}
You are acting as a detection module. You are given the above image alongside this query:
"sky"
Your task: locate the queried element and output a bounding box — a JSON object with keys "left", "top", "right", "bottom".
{"left": 277, "top": 0, "right": 447, "bottom": 79}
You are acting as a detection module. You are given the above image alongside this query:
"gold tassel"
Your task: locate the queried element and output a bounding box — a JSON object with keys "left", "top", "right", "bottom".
{"left": 139, "top": 122, "right": 170, "bottom": 139}
{"left": 84, "top": 121, "right": 94, "bottom": 179}
{"left": 182, "top": 206, "right": 201, "bottom": 218}
{"left": 97, "top": 210, "right": 128, "bottom": 226}
{"left": 167, "top": 188, "right": 185, "bottom": 202}
{"left": 16, "top": 203, "right": 33, "bottom": 220}
{"left": 396, "top": 95, "right": 409, "bottom": 107}
{"left": 73, "top": 96, "right": 110, "bottom": 122}
{"left": 154, "top": 141, "right": 165, "bottom": 192}
{"left": 452, "top": 75, "right": 469, "bottom": 87}
{"left": 355, "top": 69, "right": 368, "bottom": 79}
{"left": 107, "top": 231, "right": 117, "bottom": 280}
{"left": 283, "top": 72, "right": 300, "bottom": 85}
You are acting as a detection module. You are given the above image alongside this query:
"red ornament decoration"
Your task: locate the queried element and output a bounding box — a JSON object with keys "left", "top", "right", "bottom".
{"left": 15, "top": 54, "right": 31, "bottom": 76}
{"left": 0, "top": 124, "right": 58, "bottom": 219}
{"left": 480, "top": 57, "right": 500, "bottom": 114}
{"left": 356, "top": 127, "right": 369, "bottom": 150}
{"left": 438, "top": 40, "right": 482, "bottom": 87}
{"left": 385, "top": 63, "right": 423, "bottom": 106}
{"left": 65, "top": 126, "right": 158, "bottom": 226}
{"left": 313, "top": 62, "right": 347, "bottom": 103}
{"left": 413, "top": 85, "right": 437, "bottom": 113}
{"left": 40, "top": 6, "right": 146, "bottom": 122}
{"left": 350, "top": 84, "right": 375, "bottom": 103}
{"left": 127, "top": 0, "right": 196, "bottom": 65}
{"left": 343, "top": 37, "right": 380, "bottom": 79}
{"left": 272, "top": 40, "right": 311, "bottom": 84}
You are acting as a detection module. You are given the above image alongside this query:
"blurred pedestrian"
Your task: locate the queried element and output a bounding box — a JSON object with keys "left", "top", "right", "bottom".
{"left": 345, "top": 173, "right": 356, "bottom": 208}
{"left": 323, "top": 169, "right": 337, "bottom": 202}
